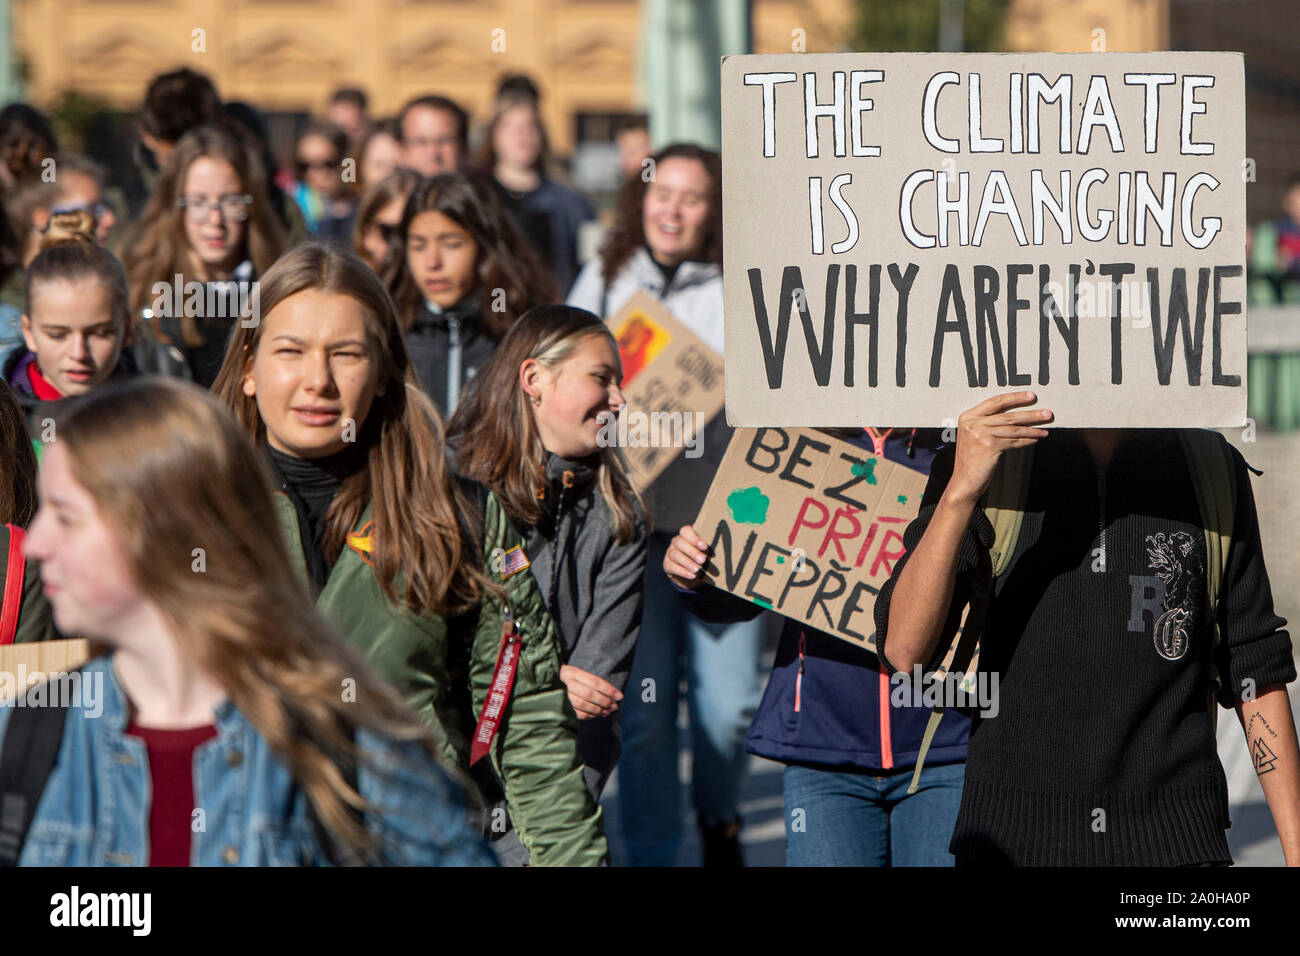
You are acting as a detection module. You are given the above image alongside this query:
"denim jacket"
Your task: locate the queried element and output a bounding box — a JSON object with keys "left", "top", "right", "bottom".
{"left": 1, "top": 655, "right": 498, "bottom": 866}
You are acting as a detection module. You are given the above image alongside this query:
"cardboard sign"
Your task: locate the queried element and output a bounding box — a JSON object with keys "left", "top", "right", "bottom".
{"left": 693, "top": 426, "right": 928, "bottom": 652}
{"left": 605, "top": 291, "right": 726, "bottom": 489}
{"left": 0, "top": 639, "right": 97, "bottom": 703}
{"left": 721, "top": 52, "right": 1247, "bottom": 427}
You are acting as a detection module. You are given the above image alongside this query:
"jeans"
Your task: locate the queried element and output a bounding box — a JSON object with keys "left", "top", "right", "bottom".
{"left": 0, "top": 304, "right": 23, "bottom": 362}
{"left": 782, "top": 760, "right": 966, "bottom": 866}
{"left": 617, "top": 534, "right": 766, "bottom": 866}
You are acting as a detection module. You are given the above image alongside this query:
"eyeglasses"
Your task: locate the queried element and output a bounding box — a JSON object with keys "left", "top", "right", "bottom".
{"left": 50, "top": 200, "right": 110, "bottom": 220}
{"left": 176, "top": 194, "right": 254, "bottom": 223}
{"left": 296, "top": 158, "right": 340, "bottom": 175}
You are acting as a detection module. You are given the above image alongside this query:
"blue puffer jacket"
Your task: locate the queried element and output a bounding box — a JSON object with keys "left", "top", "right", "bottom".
{"left": 678, "top": 429, "right": 971, "bottom": 772}
{"left": 2, "top": 655, "right": 498, "bottom": 866}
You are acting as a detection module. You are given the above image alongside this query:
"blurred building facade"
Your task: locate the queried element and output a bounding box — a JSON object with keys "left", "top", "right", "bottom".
{"left": 10, "top": 0, "right": 1297, "bottom": 221}
{"left": 12, "top": 0, "right": 851, "bottom": 156}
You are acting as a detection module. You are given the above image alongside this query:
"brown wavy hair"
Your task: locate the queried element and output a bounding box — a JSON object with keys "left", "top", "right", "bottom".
{"left": 122, "top": 124, "right": 285, "bottom": 347}
{"left": 449, "top": 305, "right": 643, "bottom": 543}
{"left": 54, "top": 376, "right": 442, "bottom": 860}
{"left": 384, "top": 172, "right": 557, "bottom": 340}
{"left": 212, "top": 240, "right": 493, "bottom": 618}
{"left": 0, "top": 104, "right": 56, "bottom": 191}
{"left": 598, "top": 142, "right": 722, "bottom": 283}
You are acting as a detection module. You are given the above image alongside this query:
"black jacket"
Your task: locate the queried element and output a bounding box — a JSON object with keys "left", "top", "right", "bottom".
{"left": 874, "top": 428, "right": 1294, "bottom": 866}
{"left": 406, "top": 298, "right": 497, "bottom": 420}
{"left": 132, "top": 261, "right": 257, "bottom": 388}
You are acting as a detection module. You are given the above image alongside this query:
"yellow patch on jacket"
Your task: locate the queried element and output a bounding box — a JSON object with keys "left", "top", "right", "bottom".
{"left": 346, "top": 520, "right": 375, "bottom": 566}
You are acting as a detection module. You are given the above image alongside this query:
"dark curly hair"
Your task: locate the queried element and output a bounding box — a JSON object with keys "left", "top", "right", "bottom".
{"left": 0, "top": 103, "right": 57, "bottom": 189}
{"left": 598, "top": 142, "right": 722, "bottom": 282}
{"left": 385, "top": 172, "right": 558, "bottom": 339}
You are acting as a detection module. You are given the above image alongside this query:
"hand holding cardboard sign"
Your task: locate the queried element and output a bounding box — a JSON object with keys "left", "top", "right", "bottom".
{"left": 664, "top": 524, "right": 711, "bottom": 591}
{"left": 947, "top": 391, "right": 1054, "bottom": 507}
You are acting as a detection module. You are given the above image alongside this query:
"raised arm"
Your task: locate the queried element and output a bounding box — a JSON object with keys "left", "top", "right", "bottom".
{"left": 883, "top": 392, "right": 1052, "bottom": 673}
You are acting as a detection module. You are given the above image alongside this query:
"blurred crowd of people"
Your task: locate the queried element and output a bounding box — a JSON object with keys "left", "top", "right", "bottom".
{"left": 0, "top": 66, "right": 770, "bottom": 869}
{"left": 0, "top": 62, "right": 1295, "bottom": 872}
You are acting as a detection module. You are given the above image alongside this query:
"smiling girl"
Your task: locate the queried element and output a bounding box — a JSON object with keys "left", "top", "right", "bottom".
{"left": 567, "top": 142, "right": 766, "bottom": 867}
{"left": 450, "top": 305, "right": 647, "bottom": 804}
{"left": 384, "top": 173, "right": 556, "bottom": 418}
{"left": 212, "top": 241, "right": 606, "bottom": 866}
{"left": 124, "top": 124, "right": 285, "bottom": 387}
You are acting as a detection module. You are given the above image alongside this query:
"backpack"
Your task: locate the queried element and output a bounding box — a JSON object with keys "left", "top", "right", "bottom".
{"left": 905, "top": 429, "right": 1238, "bottom": 795}
{"left": 0, "top": 675, "right": 365, "bottom": 867}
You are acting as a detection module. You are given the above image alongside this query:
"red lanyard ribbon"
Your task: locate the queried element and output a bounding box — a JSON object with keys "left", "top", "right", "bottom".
{"left": 866, "top": 427, "right": 893, "bottom": 457}
{"left": 470, "top": 606, "right": 521, "bottom": 766}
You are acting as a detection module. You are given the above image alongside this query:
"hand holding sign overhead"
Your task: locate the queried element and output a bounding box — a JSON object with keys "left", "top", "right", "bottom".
{"left": 721, "top": 52, "right": 1247, "bottom": 427}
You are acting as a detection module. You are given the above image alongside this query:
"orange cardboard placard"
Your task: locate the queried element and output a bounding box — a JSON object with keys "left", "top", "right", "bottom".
{"left": 604, "top": 291, "right": 726, "bottom": 490}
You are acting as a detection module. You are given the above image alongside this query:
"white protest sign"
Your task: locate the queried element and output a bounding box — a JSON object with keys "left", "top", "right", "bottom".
{"left": 721, "top": 52, "right": 1247, "bottom": 427}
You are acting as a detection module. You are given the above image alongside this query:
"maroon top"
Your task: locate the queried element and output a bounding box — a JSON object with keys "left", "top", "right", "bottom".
{"left": 126, "top": 722, "right": 219, "bottom": 867}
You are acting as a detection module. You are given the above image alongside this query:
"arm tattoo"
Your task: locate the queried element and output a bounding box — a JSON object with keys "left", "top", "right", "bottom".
{"left": 1247, "top": 713, "right": 1280, "bottom": 776}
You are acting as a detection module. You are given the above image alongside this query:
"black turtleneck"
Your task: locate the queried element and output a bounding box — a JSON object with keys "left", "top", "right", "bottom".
{"left": 267, "top": 445, "right": 364, "bottom": 593}
{"left": 645, "top": 245, "right": 681, "bottom": 289}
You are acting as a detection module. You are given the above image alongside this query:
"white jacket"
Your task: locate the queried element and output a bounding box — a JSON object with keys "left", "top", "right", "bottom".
{"left": 567, "top": 246, "right": 725, "bottom": 353}
{"left": 567, "top": 247, "right": 730, "bottom": 534}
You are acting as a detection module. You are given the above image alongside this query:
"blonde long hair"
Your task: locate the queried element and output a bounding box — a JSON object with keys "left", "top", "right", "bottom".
{"left": 212, "top": 240, "right": 493, "bottom": 617}
{"left": 55, "top": 377, "right": 438, "bottom": 859}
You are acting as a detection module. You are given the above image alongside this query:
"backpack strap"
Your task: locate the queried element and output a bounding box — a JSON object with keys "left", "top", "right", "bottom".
{"left": 907, "top": 548, "right": 993, "bottom": 795}
{"left": 906, "top": 446, "right": 1034, "bottom": 796}
{"left": 0, "top": 526, "right": 27, "bottom": 646}
{"left": 1176, "top": 429, "right": 1236, "bottom": 723}
{"left": 983, "top": 446, "right": 1035, "bottom": 577}
{"left": 0, "top": 697, "right": 71, "bottom": 866}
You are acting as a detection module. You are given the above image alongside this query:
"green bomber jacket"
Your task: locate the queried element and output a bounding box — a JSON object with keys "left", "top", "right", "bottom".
{"left": 273, "top": 486, "right": 607, "bottom": 866}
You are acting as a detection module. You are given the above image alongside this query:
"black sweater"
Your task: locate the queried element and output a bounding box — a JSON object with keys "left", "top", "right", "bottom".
{"left": 874, "top": 428, "right": 1294, "bottom": 866}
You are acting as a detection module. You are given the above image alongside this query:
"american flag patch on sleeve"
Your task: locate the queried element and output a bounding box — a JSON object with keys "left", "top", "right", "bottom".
{"left": 499, "top": 545, "right": 531, "bottom": 579}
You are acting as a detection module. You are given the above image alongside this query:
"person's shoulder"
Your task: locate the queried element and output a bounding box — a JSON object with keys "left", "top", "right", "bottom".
{"left": 579, "top": 481, "right": 646, "bottom": 544}
{"left": 1171, "top": 428, "right": 1251, "bottom": 474}
{"left": 2, "top": 345, "right": 29, "bottom": 383}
